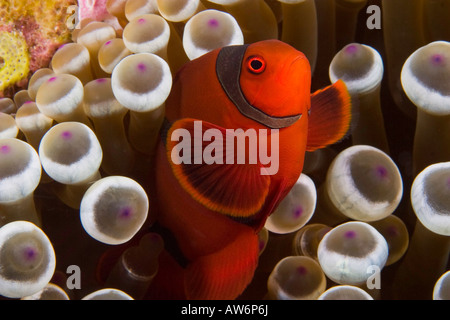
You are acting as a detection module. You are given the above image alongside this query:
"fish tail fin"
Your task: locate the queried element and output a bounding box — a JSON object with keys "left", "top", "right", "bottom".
{"left": 307, "top": 79, "right": 352, "bottom": 151}
{"left": 184, "top": 228, "right": 260, "bottom": 300}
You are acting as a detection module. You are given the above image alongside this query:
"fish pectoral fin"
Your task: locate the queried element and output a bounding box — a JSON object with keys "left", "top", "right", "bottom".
{"left": 307, "top": 79, "right": 352, "bottom": 151}
{"left": 184, "top": 228, "right": 259, "bottom": 300}
{"left": 165, "top": 118, "right": 271, "bottom": 219}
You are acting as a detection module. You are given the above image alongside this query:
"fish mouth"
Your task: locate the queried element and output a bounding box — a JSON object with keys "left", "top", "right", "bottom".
{"left": 216, "top": 44, "right": 302, "bottom": 129}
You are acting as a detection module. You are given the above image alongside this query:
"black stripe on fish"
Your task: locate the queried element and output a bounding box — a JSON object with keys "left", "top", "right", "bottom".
{"left": 216, "top": 44, "right": 302, "bottom": 129}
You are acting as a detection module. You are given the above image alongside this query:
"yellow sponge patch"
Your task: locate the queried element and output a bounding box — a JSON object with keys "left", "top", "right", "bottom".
{"left": 0, "top": 31, "right": 30, "bottom": 92}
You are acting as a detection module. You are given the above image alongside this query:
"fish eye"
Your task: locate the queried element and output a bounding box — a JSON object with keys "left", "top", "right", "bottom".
{"left": 247, "top": 56, "right": 266, "bottom": 74}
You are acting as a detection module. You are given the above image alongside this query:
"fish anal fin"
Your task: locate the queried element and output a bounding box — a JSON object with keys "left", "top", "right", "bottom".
{"left": 307, "top": 79, "right": 352, "bottom": 151}
{"left": 184, "top": 229, "right": 259, "bottom": 300}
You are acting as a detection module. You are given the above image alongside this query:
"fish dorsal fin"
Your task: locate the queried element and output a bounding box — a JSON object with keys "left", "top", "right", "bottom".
{"left": 307, "top": 79, "right": 352, "bottom": 151}
{"left": 165, "top": 118, "right": 271, "bottom": 218}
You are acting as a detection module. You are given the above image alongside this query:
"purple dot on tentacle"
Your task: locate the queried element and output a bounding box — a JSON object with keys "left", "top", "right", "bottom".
{"left": 344, "top": 230, "right": 357, "bottom": 239}
{"left": 104, "top": 40, "right": 112, "bottom": 46}
{"left": 48, "top": 76, "right": 57, "bottom": 82}
{"left": 431, "top": 54, "right": 445, "bottom": 66}
{"left": 138, "top": 18, "right": 146, "bottom": 24}
{"left": 208, "top": 19, "right": 219, "bottom": 28}
{"left": 61, "top": 131, "right": 73, "bottom": 140}
{"left": 137, "top": 63, "right": 147, "bottom": 72}
{"left": 386, "top": 225, "right": 399, "bottom": 238}
{"left": 293, "top": 206, "right": 303, "bottom": 219}
{"left": 0, "top": 145, "right": 11, "bottom": 154}
{"left": 119, "top": 207, "right": 133, "bottom": 219}
{"left": 345, "top": 44, "right": 358, "bottom": 55}
{"left": 375, "top": 165, "right": 388, "bottom": 179}
{"left": 23, "top": 247, "right": 37, "bottom": 261}
{"left": 96, "top": 78, "right": 107, "bottom": 83}
{"left": 296, "top": 266, "right": 308, "bottom": 275}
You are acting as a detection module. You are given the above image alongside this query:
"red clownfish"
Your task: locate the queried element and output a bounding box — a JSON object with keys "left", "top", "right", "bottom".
{"left": 147, "top": 39, "right": 352, "bottom": 300}
{"left": 96, "top": 39, "right": 351, "bottom": 300}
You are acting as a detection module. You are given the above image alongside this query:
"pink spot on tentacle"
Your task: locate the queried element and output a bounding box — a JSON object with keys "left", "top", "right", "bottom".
{"left": 208, "top": 19, "right": 219, "bottom": 28}
{"left": 431, "top": 54, "right": 445, "bottom": 66}
{"left": 61, "top": 131, "right": 73, "bottom": 140}
{"left": 0, "top": 145, "right": 11, "bottom": 154}
{"left": 375, "top": 165, "right": 388, "bottom": 179}
{"left": 23, "top": 247, "right": 37, "bottom": 261}
{"left": 119, "top": 207, "right": 133, "bottom": 219}
{"left": 345, "top": 230, "right": 357, "bottom": 239}
{"left": 386, "top": 225, "right": 399, "bottom": 237}
{"left": 345, "top": 44, "right": 358, "bottom": 55}
{"left": 296, "top": 266, "right": 308, "bottom": 275}
{"left": 293, "top": 206, "right": 303, "bottom": 219}
{"left": 137, "top": 63, "right": 147, "bottom": 72}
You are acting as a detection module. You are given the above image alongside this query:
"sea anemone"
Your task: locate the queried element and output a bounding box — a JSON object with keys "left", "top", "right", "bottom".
{"left": 0, "top": 220, "right": 56, "bottom": 298}
{"left": 317, "top": 221, "right": 388, "bottom": 286}
{"left": 81, "top": 288, "right": 134, "bottom": 299}
{"left": 80, "top": 175, "right": 149, "bottom": 245}
{"left": 111, "top": 52, "right": 172, "bottom": 154}
{"left": 317, "top": 145, "right": 403, "bottom": 224}
{"left": 318, "top": 285, "right": 373, "bottom": 300}
{"left": 265, "top": 173, "right": 316, "bottom": 234}
{"left": 267, "top": 255, "right": 326, "bottom": 300}
{"left": 21, "top": 283, "right": 70, "bottom": 300}
{"left": 83, "top": 78, "right": 135, "bottom": 175}
{"left": 104, "top": 232, "right": 163, "bottom": 299}
{"left": 51, "top": 43, "right": 94, "bottom": 84}
{"left": 401, "top": 41, "right": 450, "bottom": 175}
{"left": 330, "top": 42, "right": 388, "bottom": 152}
{"left": 182, "top": 9, "right": 243, "bottom": 60}
{"left": 98, "top": 38, "right": 132, "bottom": 74}
{"left": 0, "top": 0, "right": 449, "bottom": 302}
{"left": 38, "top": 121, "right": 103, "bottom": 209}
{"left": 433, "top": 270, "right": 450, "bottom": 300}
{"left": 0, "top": 138, "right": 42, "bottom": 227}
